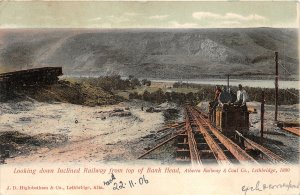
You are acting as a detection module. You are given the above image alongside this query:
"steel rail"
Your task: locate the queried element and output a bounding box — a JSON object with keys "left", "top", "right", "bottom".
{"left": 192, "top": 107, "right": 258, "bottom": 164}
{"left": 138, "top": 129, "right": 185, "bottom": 159}
{"left": 235, "top": 131, "right": 288, "bottom": 164}
{"left": 185, "top": 110, "right": 202, "bottom": 165}
{"left": 187, "top": 107, "right": 232, "bottom": 165}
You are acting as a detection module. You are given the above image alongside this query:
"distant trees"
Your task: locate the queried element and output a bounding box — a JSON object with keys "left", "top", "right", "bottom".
{"left": 129, "top": 88, "right": 199, "bottom": 105}
{"left": 82, "top": 74, "right": 143, "bottom": 92}
{"left": 83, "top": 76, "right": 299, "bottom": 105}
{"left": 128, "top": 75, "right": 134, "bottom": 81}
{"left": 141, "top": 89, "right": 165, "bottom": 103}
{"left": 87, "top": 74, "right": 154, "bottom": 93}
{"left": 93, "top": 75, "right": 151, "bottom": 91}
{"left": 142, "top": 90, "right": 151, "bottom": 101}
{"left": 245, "top": 87, "right": 299, "bottom": 105}
{"left": 153, "top": 88, "right": 165, "bottom": 103}
{"left": 129, "top": 82, "right": 300, "bottom": 105}
{"left": 172, "top": 82, "right": 299, "bottom": 105}
{"left": 96, "top": 75, "right": 128, "bottom": 91}
{"left": 129, "top": 91, "right": 141, "bottom": 99}
{"left": 130, "top": 78, "right": 141, "bottom": 88}
{"left": 141, "top": 79, "right": 151, "bottom": 86}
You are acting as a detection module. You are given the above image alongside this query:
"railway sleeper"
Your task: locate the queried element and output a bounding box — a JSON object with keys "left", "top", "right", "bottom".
{"left": 175, "top": 157, "right": 191, "bottom": 163}
{"left": 200, "top": 150, "right": 213, "bottom": 154}
{"left": 177, "top": 136, "right": 188, "bottom": 144}
{"left": 177, "top": 143, "right": 189, "bottom": 150}
{"left": 190, "top": 107, "right": 258, "bottom": 164}
{"left": 201, "top": 153, "right": 215, "bottom": 159}
{"left": 197, "top": 143, "right": 210, "bottom": 150}
{"left": 177, "top": 142, "right": 189, "bottom": 146}
{"left": 176, "top": 149, "right": 190, "bottom": 156}
{"left": 195, "top": 137, "right": 205, "bottom": 142}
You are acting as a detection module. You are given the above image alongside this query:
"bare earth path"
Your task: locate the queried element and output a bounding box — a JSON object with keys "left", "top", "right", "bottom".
{"left": 0, "top": 101, "right": 164, "bottom": 164}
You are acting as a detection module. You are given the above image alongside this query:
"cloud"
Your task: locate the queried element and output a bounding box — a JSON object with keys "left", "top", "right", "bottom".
{"left": 221, "top": 21, "right": 241, "bottom": 26}
{"left": 225, "top": 13, "right": 266, "bottom": 21}
{"left": 124, "top": 12, "right": 141, "bottom": 16}
{"left": 0, "top": 23, "right": 23, "bottom": 28}
{"left": 168, "top": 21, "right": 199, "bottom": 28}
{"left": 104, "top": 13, "right": 140, "bottom": 24}
{"left": 193, "top": 12, "right": 221, "bottom": 20}
{"left": 89, "top": 23, "right": 112, "bottom": 28}
{"left": 193, "top": 12, "right": 267, "bottom": 21}
{"left": 90, "top": 17, "right": 102, "bottom": 21}
{"left": 107, "top": 15, "right": 130, "bottom": 23}
{"left": 149, "top": 15, "right": 169, "bottom": 20}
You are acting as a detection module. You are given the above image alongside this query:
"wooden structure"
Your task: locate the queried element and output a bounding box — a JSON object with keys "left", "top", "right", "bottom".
{"left": 0, "top": 67, "right": 62, "bottom": 92}
{"left": 210, "top": 104, "right": 249, "bottom": 136}
{"left": 282, "top": 127, "right": 300, "bottom": 136}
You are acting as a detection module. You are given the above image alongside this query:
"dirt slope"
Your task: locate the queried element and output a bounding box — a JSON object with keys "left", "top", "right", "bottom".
{"left": 3, "top": 80, "right": 121, "bottom": 106}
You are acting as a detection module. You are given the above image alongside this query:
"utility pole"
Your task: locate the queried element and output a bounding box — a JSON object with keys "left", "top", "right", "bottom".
{"left": 275, "top": 52, "right": 279, "bottom": 122}
{"left": 261, "top": 90, "right": 265, "bottom": 144}
{"left": 227, "top": 74, "right": 230, "bottom": 92}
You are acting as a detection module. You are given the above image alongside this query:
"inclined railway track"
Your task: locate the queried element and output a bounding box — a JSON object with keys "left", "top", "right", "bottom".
{"left": 176, "top": 106, "right": 287, "bottom": 165}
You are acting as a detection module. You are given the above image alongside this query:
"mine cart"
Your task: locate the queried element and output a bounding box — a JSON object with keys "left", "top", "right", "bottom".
{"left": 210, "top": 104, "right": 249, "bottom": 136}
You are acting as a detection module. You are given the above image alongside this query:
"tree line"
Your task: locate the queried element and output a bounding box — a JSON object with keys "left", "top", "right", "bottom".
{"left": 129, "top": 82, "right": 299, "bottom": 105}
{"left": 79, "top": 75, "right": 151, "bottom": 92}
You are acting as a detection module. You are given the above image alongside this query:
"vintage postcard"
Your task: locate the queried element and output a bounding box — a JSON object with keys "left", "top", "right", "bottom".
{"left": 0, "top": 1, "right": 299, "bottom": 195}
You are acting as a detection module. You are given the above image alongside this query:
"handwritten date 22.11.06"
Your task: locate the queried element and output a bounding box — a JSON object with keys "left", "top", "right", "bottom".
{"left": 113, "top": 175, "right": 149, "bottom": 190}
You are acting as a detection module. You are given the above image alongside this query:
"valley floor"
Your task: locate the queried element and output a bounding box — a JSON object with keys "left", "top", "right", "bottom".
{"left": 0, "top": 99, "right": 298, "bottom": 164}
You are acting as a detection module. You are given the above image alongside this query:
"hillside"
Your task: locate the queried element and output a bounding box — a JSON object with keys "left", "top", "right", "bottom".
{"left": 1, "top": 79, "right": 121, "bottom": 106}
{"left": 0, "top": 28, "right": 298, "bottom": 79}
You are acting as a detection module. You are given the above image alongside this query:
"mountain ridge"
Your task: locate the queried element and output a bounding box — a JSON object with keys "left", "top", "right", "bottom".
{"left": 0, "top": 28, "right": 298, "bottom": 79}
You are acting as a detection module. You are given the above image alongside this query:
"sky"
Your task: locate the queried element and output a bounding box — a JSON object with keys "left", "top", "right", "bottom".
{"left": 0, "top": 1, "right": 298, "bottom": 28}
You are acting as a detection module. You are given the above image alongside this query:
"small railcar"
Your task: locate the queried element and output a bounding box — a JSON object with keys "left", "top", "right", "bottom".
{"left": 209, "top": 103, "right": 249, "bottom": 136}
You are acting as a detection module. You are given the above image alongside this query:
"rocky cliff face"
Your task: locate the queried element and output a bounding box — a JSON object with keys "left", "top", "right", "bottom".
{"left": 0, "top": 28, "right": 298, "bottom": 79}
